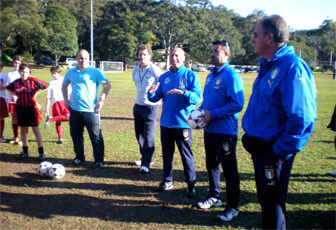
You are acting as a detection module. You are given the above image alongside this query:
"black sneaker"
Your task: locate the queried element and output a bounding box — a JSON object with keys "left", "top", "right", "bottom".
{"left": 69, "top": 158, "right": 85, "bottom": 166}
{"left": 17, "top": 152, "right": 29, "bottom": 160}
{"left": 155, "top": 181, "right": 173, "bottom": 192}
{"left": 38, "top": 154, "right": 45, "bottom": 161}
{"left": 95, "top": 162, "right": 104, "bottom": 170}
{"left": 187, "top": 184, "right": 196, "bottom": 198}
{"left": 56, "top": 138, "right": 64, "bottom": 144}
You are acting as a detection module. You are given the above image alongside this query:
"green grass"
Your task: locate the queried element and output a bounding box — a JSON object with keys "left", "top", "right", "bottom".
{"left": 0, "top": 65, "right": 335, "bottom": 229}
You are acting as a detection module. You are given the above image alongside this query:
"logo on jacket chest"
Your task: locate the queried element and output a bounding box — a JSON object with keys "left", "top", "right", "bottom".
{"left": 214, "top": 77, "right": 222, "bottom": 89}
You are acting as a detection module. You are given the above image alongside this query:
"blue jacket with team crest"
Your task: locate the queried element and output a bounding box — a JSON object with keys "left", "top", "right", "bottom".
{"left": 200, "top": 62, "right": 244, "bottom": 135}
{"left": 148, "top": 65, "right": 202, "bottom": 128}
{"left": 242, "top": 44, "right": 317, "bottom": 160}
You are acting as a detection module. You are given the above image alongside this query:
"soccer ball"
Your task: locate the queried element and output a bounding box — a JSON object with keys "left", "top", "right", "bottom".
{"left": 187, "top": 108, "right": 206, "bottom": 129}
{"left": 37, "top": 161, "right": 53, "bottom": 177}
{"left": 48, "top": 163, "right": 66, "bottom": 179}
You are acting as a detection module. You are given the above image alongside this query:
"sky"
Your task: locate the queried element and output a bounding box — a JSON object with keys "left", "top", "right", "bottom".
{"left": 211, "top": 0, "right": 336, "bottom": 30}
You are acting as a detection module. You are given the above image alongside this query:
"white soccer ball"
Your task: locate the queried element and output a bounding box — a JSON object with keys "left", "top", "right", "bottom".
{"left": 48, "top": 163, "right": 66, "bottom": 179}
{"left": 187, "top": 108, "right": 206, "bottom": 129}
{"left": 37, "top": 161, "right": 53, "bottom": 177}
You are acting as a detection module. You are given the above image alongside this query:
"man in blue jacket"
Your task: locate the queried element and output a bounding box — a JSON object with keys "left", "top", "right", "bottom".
{"left": 197, "top": 40, "right": 244, "bottom": 221}
{"left": 148, "top": 47, "right": 202, "bottom": 198}
{"left": 242, "top": 15, "right": 317, "bottom": 229}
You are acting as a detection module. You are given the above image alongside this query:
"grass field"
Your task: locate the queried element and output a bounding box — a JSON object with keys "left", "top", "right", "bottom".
{"left": 0, "top": 65, "right": 335, "bottom": 229}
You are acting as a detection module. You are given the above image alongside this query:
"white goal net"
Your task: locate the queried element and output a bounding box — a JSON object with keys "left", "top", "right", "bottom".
{"left": 100, "top": 61, "right": 123, "bottom": 73}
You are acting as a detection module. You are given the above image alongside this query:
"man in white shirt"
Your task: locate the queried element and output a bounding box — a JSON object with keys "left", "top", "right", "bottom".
{"left": 132, "top": 44, "right": 163, "bottom": 173}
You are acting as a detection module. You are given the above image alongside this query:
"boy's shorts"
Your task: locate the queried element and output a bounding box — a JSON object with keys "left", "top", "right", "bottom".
{"left": 52, "top": 101, "right": 70, "bottom": 116}
{"left": 0, "top": 97, "right": 9, "bottom": 119}
{"left": 17, "top": 105, "right": 41, "bottom": 127}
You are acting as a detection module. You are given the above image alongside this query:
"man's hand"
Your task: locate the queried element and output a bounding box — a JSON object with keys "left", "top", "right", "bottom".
{"left": 199, "top": 109, "right": 211, "bottom": 126}
{"left": 148, "top": 82, "right": 160, "bottom": 94}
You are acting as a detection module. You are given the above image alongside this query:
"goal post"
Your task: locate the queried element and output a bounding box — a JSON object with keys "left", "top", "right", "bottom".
{"left": 100, "top": 61, "right": 123, "bottom": 73}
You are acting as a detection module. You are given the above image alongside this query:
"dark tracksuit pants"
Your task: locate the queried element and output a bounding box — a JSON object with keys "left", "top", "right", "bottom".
{"left": 133, "top": 104, "right": 159, "bottom": 168}
{"left": 69, "top": 107, "right": 104, "bottom": 164}
{"left": 251, "top": 144, "right": 295, "bottom": 230}
{"left": 204, "top": 132, "right": 240, "bottom": 208}
{"left": 160, "top": 126, "right": 196, "bottom": 184}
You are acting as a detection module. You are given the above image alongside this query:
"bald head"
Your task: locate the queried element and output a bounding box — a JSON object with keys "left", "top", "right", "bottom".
{"left": 76, "top": 49, "right": 90, "bottom": 71}
{"left": 169, "top": 48, "right": 186, "bottom": 72}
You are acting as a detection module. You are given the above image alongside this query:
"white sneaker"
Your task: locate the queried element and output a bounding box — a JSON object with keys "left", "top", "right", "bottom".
{"left": 329, "top": 170, "right": 336, "bottom": 177}
{"left": 217, "top": 207, "right": 239, "bottom": 221}
{"left": 140, "top": 166, "right": 149, "bottom": 173}
{"left": 197, "top": 197, "right": 222, "bottom": 209}
{"left": 135, "top": 159, "right": 154, "bottom": 166}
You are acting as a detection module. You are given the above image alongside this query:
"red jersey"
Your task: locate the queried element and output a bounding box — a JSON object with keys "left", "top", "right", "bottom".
{"left": 6, "top": 77, "right": 49, "bottom": 107}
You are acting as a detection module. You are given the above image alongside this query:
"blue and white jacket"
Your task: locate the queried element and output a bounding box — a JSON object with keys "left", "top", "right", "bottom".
{"left": 148, "top": 65, "right": 202, "bottom": 129}
{"left": 242, "top": 44, "right": 317, "bottom": 160}
{"left": 200, "top": 63, "right": 244, "bottom": 135}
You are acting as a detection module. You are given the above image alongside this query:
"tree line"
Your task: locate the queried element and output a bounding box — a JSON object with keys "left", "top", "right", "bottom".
{"left": 1, "top": 0, "right": 335, "bottom": 70}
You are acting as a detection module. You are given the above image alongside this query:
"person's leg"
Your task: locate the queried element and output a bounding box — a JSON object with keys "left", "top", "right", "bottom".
{"left": 253, "top": 150, "right": 295, "bottom": 229}
{"left": 83, "top": 111, "right": 104, "bottom": 164}
{"left": 215, "top": 134, "right": 240, "bottom": 208}
{"left": 174, "top": 128, "right": 196, "bottom": 184}
{"left": 141, "top": 104, "right": 159, "bottom": 168}
{"left": 32, "top": 126, "right": 43, "bottom": 147}
{"left": 69, "top": 108, "right": 85, "bottom": 162}
{"left": 133, "top": 104, "right": 145, "bottom": 160}
{"left": 160, "top": 126, "right": 175, "bottom": 182}
{"left": 204, "top": 131, "right": 221, "bottom": 199}
{"left": 20, "top": 126, "right": 28, "bottom": 147}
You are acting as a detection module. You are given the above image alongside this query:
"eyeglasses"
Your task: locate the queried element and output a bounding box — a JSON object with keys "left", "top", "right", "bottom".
{"left": 253, "top": 32, "right": 267, "bottom": 38}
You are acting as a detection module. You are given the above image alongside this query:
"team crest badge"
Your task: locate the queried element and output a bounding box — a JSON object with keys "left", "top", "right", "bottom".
{"left": 164, "top": 77, "right": 170, "bottom": 84}
{"left": 183, "top": 129, "right": 189, "bottom": 141}
{"left": 270, "top": 68, "right": 280, "bottom": 79}
{"left": 180, "top": 78, "right": 185, "bottom": 85}
{"left": 265, "top": 168, "right": 274, "bottom": 180}
{"left": 223, "top": 142, "right": 230, "bottom": 155}
{"left": 205, "top": 78, "right": 210, "bottom": 85}
{"left": 216, "top": 78, "right": 222, "bottom": 85}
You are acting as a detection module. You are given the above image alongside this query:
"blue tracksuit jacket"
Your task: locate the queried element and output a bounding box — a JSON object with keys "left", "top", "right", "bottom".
{"left": 148, "top": 65, "right": 202, "bottom": 128}
{"left": 200, "top": 63, "right": 244, "bottom": 135}
{"left": 242, "top": 44, "right": 317, "bottom": 160}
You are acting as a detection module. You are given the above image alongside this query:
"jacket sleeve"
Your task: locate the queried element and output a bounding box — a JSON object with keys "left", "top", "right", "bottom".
{"left": 183, "top": 72, "right": 202, "bottom": 105}
{"left": 273, "top": 63, "right": 317, "bottom": 160}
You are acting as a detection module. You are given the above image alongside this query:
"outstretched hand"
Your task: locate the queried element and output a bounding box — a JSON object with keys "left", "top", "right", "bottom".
{"left": 148, "top": 82, "right": 160, "bottom": 94}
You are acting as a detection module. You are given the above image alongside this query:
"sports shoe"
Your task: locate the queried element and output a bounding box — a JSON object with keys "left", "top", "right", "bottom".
{"left": 329, "top": 170, "right": 336, "bottom": 177}
{"left": 69, "top": 158, "right": 85, "bottom": 166}
{"left": 44, "top": 116, "right": 51, "bottom": 128}
{"left": 187, "top": 184, "right": 196, "bottom": 198}
{"left": 95, "top": 162, "right": 104, "bottom": 170}
{"left": 57, "top": 138, "right": 64, "bottom": 144}
{"left": 217, "top": 207, "right": 239, "bottom": 221}
{"left": 38, "top": 154, "right": 46, "bottom": 161}
{"left": 9, "top": 138, "right": 22, "bottom": 145}
{"left": 155, "top": 181, "right": 173, "bottom": 192}
{"left": 197, "top": 197, "right": 223, "bottom": 209}
{"left": 0, "top": 136, "right": 6, "bottom": 143}
{"left": 135, "top": 159, "right": 154, "bottom": 166}
{"left": 17, "top": 152, "right": 29, "bottom": 160}
{"left": 140, "top": 166, "right": 149, "bottom": 173}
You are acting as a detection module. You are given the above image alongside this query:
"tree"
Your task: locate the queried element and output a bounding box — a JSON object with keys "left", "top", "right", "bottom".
{"left": 0, "top": 0, "right": 46, "bottom": 59}
{"left": 41, "top": 4, "right": 78, "bottom": 64}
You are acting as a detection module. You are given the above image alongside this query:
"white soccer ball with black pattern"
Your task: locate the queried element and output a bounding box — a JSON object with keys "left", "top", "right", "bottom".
{"left": 187, "top": 108, "right": 206, "bottom": 129}
{"left": 37, "top": 161, "right": 53, "bottom": 177}
{"left": 48, "top": 163, "right": 66, "bottom": 179}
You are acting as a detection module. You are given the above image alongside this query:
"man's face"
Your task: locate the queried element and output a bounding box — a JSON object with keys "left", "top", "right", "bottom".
{"left": 169, "top": 48, "right": 185, "bottom": 71}
{"left": 76, "top": 51, "right": 90, "bottom": 70}
{"left": 138, "top": 49, "right": 151, "bottom": 67}
{"left": 252, "top": 22, "right": 268, "bottom": 57}
{"left": 210, "top": 44, "right": 226, "bottom": 67}
{"left": 13, "top": 60, "right": 21, "bottom": 71}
